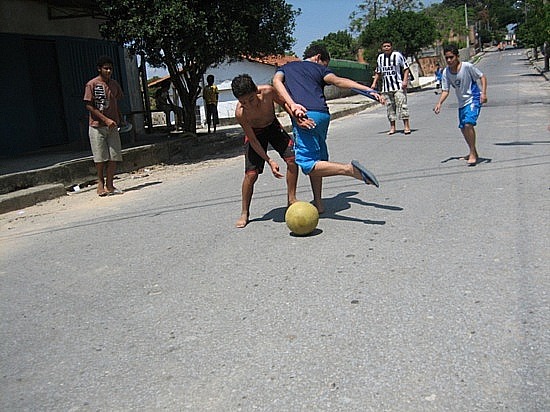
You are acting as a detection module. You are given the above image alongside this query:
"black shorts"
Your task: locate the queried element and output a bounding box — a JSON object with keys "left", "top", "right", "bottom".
{"left": 206, "top": 104, "right": 219, "bottom": 124}
{"left": 245, "top": 119, "right": 295, "bottom": 174}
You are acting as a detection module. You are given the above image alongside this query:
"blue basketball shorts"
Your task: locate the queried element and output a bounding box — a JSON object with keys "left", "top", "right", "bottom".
{"left": 458, "top": 102, "right": 481, "bottom": 129}
{"left": 291, "top": 111, "right": 331, "bottom": 175}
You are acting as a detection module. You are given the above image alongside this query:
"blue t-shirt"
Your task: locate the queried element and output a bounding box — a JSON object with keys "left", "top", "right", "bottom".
{"left": 276, "top": 61, "right": 333, "bottom": 113}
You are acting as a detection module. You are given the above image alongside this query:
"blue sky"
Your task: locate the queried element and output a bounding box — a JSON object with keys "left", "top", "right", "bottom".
{"left": 288, "top": 0, "right": 441, "bottom": 58}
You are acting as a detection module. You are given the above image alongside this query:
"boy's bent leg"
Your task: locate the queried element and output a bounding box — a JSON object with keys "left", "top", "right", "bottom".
{"left": 309, "top": 160, "right": 354, "bottom": 178}
{"left": 285, "top": 159, "right": 298, "bottom": 206}
{"left": 236, "top": 171, "right": 258, "bottom": 228}
{"left": 310, "top": 160, "right": 377, "bottom": 185}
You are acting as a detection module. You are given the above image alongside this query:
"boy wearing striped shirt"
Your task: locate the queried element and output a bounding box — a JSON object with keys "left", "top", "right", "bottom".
{"left": 371, "top": 41, "right": 411, "bottom": 135}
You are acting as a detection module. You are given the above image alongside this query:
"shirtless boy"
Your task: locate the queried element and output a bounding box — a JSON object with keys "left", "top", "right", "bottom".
{"left": 231, "top": 74, "right": 314, "bottom": 228}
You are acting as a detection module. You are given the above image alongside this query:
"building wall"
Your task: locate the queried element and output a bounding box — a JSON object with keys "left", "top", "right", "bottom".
{"left": 0, "top": 0, "right": 103, "bottom": 39}
{"left": 196, "top": 60, "right": 280, "bottom": 127}
{"left": 0, "top": 1, "right": 144, "bottom": 156}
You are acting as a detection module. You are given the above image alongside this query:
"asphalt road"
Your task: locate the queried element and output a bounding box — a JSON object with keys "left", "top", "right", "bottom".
{"left": 1, "top": 50, "right": 549, "bottom": 411}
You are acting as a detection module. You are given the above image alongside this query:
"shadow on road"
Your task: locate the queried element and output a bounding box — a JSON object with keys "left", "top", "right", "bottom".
{"left": 441, "top": 155, "right": 493, "bottom": 165}
{"left": 495, "top": 140, "right": 550, "bottom": 146}
{"left": 253, "top": 191, "right": 402, "bottom": 227}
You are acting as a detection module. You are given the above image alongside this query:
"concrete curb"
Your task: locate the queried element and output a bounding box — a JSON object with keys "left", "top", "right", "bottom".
{"left": 0, "top": 184, "right": 67, "bottom": 214}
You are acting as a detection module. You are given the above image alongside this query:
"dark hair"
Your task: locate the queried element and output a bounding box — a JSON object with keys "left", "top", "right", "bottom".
{"left": 231, "top": 74, "right": 257, "bottom": 98}
{"left": 381, "top": 40, "right": 393, "bottom": 46}
{"left": 303, "top": 44, "right": 330, "bottom": 62}
{"left": 443, "top": 44, "right": 459, "bottom": 56}
{"left": 206, "top": 74, "right": 214, "bottom": 84}
{"left": 96, "top": 55, "right": 114, "bottom": 68}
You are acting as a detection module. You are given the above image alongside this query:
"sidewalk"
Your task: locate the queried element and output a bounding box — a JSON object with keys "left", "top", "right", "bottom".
{"left": 1, "top": 78, "right": 436, "bottom": 214}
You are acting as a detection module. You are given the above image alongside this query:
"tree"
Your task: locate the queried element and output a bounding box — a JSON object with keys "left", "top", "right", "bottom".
{"left": 424, "top": 3, "right": 469, "bottom": 45}
{"left": 424, "top": 1, "right": 523, "bottom": 50}
{"left": 98, "top": 0, "right": 298, "bottom": 133}
{"left": 349, "top": 0, "right": 423, "bottom": 33}
{"left": 516, "top": 0, "right": 550, "bottom": 70}
{"left": 308, "top": 31, "right": 358, "bottom": 60}
{"left": 358, "top": 10, "right": 437, "bottom": 74}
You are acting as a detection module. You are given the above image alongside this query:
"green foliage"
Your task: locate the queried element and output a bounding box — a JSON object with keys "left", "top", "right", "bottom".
{"left": 349, "top": 0, "right": 424, "bottom": 33}
{"left": 97, "top": 0, "right": 298, "bottom": 132}
{"left": 308, "top": 31, "right": 358, "bottom": 60}
{"left": 434, "top": 0, "right": 527, "bottom": 48}
{"left": 516, "top": 0, "right": 550, "bottom": 48}
{"left": 424, "top": 3, "right": 468, "bottom": 39}
{"left": 359, "top": 10, "right": 437, "bottom": 62}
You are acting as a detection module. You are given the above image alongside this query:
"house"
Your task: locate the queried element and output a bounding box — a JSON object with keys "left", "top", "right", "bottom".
{"left": 0, "top": 0, "right": 144, "bottom": 156}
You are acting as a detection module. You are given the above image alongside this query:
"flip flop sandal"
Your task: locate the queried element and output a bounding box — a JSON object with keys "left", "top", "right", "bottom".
{"left": 351, "top": 160, "right": 380, "bottom": 188}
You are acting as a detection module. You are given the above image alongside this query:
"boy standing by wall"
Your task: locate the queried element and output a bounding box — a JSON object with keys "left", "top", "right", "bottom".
{"left": 84, "top": 55, "right": 124, "bottom": 196}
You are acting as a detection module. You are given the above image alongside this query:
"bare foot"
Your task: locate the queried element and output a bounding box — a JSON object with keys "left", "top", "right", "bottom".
{"left": 387, "top": 129, "right": 395, "bottom": 135}
{"left": 97, "top": 186, "right": 109, "bottom": 197}
{"left": 461, "top": 150, "right": 478, "bottom": 161}
{"left": 313, "top": 201, "right": 325, "bottom": 214}
{"left": 235, "top": 214, "right": 249, "bottom": 228}
{"left": 106, "top": 187, "right": 123, "bottom": 195}
{"left": 467, "top": 155, "right": 478, "bottom": 166}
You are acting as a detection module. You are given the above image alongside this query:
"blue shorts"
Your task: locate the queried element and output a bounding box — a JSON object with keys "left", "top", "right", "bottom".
{"left": 292, "top": 111, "right": 331, "bottom": 174}
{"left": 458, "top": 102, "right": 481, "bottom": 129}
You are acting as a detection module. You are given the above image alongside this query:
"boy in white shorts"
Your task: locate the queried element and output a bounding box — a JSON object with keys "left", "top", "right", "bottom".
{"left": 84, "top": 56, "right": 124, "bottom": 196}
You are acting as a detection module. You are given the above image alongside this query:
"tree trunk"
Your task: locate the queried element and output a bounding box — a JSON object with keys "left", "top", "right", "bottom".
{"left": 165, "top": 58, "right": 198, "bottom": 134}
{"left": 413, "top": 53, "right": 424, "bottom": 77}
{"left": 544, "top": 42, "right": 549, "bottom": 72}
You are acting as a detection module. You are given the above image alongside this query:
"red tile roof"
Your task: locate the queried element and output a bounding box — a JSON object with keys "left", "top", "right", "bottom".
{"left": 147, "top": 55, "right": 300, "bottom": 86}
{"left": 246, "top": 55, "right": 300, "bottom": 67}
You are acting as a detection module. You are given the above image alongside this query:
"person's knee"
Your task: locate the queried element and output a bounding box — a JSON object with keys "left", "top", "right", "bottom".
{"left": 284, "top": 157, "right": 297, "bottom": 167}
{"left": 244, "top": 170, "right": 259, "bottom": 184}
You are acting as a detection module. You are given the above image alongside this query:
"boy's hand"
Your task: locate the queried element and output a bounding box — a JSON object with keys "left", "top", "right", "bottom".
{"left": 267, "top": 159, "right": 284, "bottom": 179}
{"left": 296, "top": 116, "right": 316, "bottom": 130}
{"left": 106, "top": 118, "right": 117, "bottom": 129}
{"left": 291, "top": 103, "right": 307, "bottom": 119}
{"left": 373, "top": 92, "right": 385, "bottom": 104}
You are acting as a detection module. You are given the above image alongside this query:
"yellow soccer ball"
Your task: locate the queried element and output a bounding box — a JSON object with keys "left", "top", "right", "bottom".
{"left": 285, "top": 201, "right": 319, "bottom": 235}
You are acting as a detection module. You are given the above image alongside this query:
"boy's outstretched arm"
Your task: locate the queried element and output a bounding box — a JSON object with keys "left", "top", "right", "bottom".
{"left": 325, "top": 74, "right": 385, "bottom": 104}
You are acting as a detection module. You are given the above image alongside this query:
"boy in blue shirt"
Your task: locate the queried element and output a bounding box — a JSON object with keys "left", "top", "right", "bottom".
{"left": 273, "top": 45, "right": 383, "bottom": 213}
